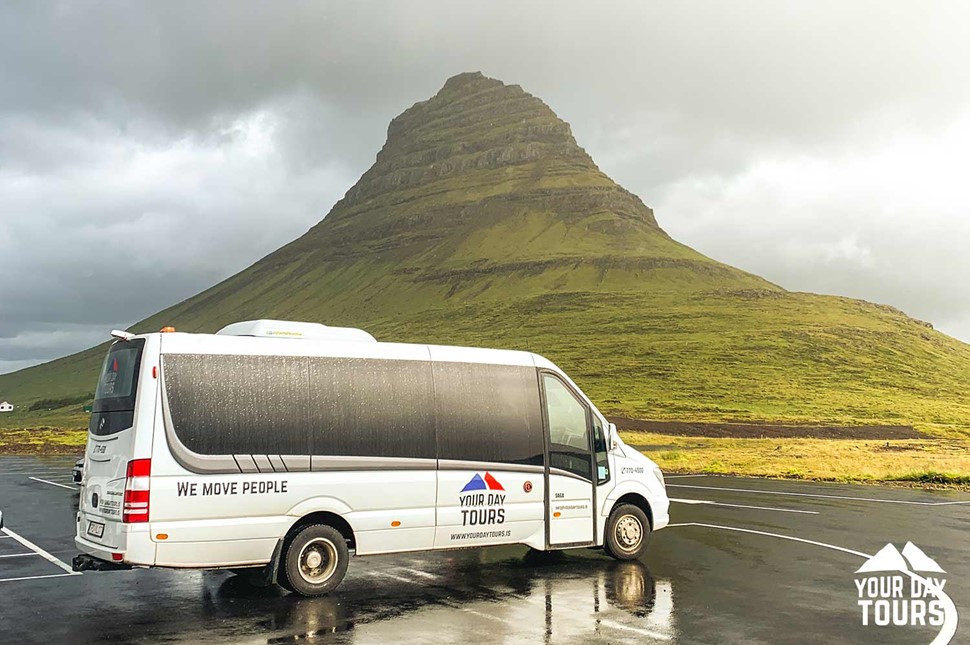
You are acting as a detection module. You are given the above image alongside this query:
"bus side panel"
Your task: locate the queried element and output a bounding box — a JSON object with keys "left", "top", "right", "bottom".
{"left": 434, "top": 467, "right": 545, "bottom": 550}
{"left": 149, "top": 452, "right": 438, "bottom": 565}
{"left": 154, "top": 539, "right": 279, "bottom": 568}
{"left": 148, "top": 345, "right": 440, "bottom": 565}
{"left": 428, "top": 351, "right": 547, "bottom": 550}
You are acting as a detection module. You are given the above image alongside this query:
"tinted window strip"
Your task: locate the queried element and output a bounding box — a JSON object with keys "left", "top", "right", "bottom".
{"left": 437, "top": 460, "right": 545, "bottom": 474}
{"left": 163, "top": 354, "right": 550, "bottom": 467}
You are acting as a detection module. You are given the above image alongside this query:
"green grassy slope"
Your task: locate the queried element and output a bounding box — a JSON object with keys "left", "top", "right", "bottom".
{"left": 372, "top": 291, "right": 970, "bottom": 435}
{"left": 3, "top": 72, "right": 970, "bottom": 437}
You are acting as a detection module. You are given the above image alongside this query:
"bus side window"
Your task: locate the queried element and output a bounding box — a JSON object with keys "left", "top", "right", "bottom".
{"left": 434, "top": 362, "right": 544, "bottom": 466}
{"left": 593, "top": 416, "right": 610, "bottom": 485}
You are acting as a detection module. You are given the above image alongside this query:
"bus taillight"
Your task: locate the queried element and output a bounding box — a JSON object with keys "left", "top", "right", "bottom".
{"left": 123, "top": 459, "right": 151, "bottom": 523}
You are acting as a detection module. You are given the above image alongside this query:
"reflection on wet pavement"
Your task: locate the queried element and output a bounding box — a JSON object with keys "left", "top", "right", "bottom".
{"left": 202, "top": 549, "right": 674, "bottom": 643}
{"left": 4, "top": 458, "right": 968, "bottom": 644}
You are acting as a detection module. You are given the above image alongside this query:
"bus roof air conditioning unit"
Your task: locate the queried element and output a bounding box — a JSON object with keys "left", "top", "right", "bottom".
{"left": 215, "top": 320, "right": 376, "bottom": 343}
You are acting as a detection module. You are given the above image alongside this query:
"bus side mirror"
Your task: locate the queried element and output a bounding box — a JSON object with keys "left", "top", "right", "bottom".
{"left": 608, "top": 422, "right": 618, "bottom": 450}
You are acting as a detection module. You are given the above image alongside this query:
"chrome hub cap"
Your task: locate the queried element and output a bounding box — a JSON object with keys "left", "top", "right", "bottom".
{"left": 299, "top": 538, "right": 338, "bottom": 584}
{"left": 615, "top": 515, "right": 642, "bottom": 550}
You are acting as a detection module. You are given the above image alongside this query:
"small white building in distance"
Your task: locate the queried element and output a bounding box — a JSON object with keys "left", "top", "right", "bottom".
{"left": 0, "top": 401, "right": 13, "bottom": 413}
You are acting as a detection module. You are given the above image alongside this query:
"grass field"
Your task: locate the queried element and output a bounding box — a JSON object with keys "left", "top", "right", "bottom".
{"left": 372, "top": 290, "right": 970, "bottom": 436}
{"left": 0, "top": 427, "right": 87, "bottom": 455}
{"left": 621, "top": 431, "right": 970, "bottom": 488}
{"left": 0, "top": 407, "right": 89, "bottom": 433}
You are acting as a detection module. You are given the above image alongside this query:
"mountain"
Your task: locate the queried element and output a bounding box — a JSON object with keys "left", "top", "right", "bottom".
{"left": 4, "top": 72, "right": 970, "bottom": 434}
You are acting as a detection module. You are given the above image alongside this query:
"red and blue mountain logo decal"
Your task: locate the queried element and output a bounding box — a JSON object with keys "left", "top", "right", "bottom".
{"left": 461, "top": 472, "right": 504, "bottom": 492}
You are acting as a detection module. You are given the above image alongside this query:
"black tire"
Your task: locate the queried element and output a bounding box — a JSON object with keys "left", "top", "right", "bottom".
{"left": 282, "top": 524, "right": 349, "bottom": 597}
{"left": 604, "top": 504, "right": 651, "bottom": 561}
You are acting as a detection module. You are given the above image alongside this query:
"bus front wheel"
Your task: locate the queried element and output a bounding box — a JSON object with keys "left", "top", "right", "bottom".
{"left": 604, "top": 503, "right": 651, "bottom": 561}
{"left": 283, "top": 524, "right": 350, "bottom": 596}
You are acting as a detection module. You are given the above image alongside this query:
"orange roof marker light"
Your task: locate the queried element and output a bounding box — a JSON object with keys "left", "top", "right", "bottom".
{"left": 160, "top": 326, "right": 176, "bottom": 333}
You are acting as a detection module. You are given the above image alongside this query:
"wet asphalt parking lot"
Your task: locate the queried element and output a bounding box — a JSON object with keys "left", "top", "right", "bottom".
{"left": 1, "top": 455, "right": 968, "bottom": 644}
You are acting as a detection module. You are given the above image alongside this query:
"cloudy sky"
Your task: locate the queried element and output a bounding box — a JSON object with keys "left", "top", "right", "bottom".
{"left": 2, "top": 1, "right": 969, "bottom": 374}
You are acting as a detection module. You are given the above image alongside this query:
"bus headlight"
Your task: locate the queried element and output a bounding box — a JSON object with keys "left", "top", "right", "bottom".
{"left": 652, "top": 466, "right": 666, "bottom": 489}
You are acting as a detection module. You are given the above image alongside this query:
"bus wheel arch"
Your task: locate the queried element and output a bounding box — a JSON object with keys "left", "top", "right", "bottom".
{"left": 287, "top": 511, "right": 356, "bottom": 550}
{"left": 610, "top": 493, "right": 654, "bottom": 530}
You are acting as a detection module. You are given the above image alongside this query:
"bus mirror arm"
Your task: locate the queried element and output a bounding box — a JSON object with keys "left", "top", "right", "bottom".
{"left": 608, "top": 422, "right": 618, "bottom": 450}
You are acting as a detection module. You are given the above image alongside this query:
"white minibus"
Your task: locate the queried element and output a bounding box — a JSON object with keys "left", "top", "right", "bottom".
{"left": 73, "top": 320, "right": 669, "bottom": 596}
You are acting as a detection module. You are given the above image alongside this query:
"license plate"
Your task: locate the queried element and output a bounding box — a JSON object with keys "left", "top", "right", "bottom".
{"left": 87, "top": 521, "right": 104, "bottom": 538}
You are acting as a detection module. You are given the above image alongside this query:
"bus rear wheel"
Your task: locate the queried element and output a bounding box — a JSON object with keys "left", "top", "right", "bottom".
{"left": 283, "top": 524, "right": 349, "bottom": 596}
{"left": 604, "top": 504, "right": 650, "bottom": 561}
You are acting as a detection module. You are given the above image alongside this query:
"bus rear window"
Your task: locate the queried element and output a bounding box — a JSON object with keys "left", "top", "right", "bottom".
{"left": 93, "top": 339, "right": 145, "bottom": 413}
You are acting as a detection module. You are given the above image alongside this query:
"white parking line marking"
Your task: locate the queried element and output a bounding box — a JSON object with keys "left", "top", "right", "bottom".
{"left": 0, "top": 553, "right": 38, "bottom": 559}
{"left": 27, "top": 477, "right": 75, "bottom": 490}
{"left": 669, "top": 498, "right": 819, "bottom": 515}
{"left": 0, "top": 527, "right": 79, "bottom": 575}
{"left": 664, "top": 475, "right": 706, "bottom": 479}
{"left": 401, "top": 568, "right": 439, "bottom": 579}
{"left": 460, "top": 607, "right": 515, "bottom": 626}
{"left": 668, "top": 522, "right": 871, "bottom": 558}
{"left": 0, "top": 469, "right": 74, "bottom": 477}
{"left": 599, "top": 619, "right": 672, "bottom": 641}
{"left": 369, "top": 571, "right": 416, "bottom": 584}
{"left": 0, "top": 572, "right": 82, "bottom": 584}
{"left": 667, "top": 484, "right": 970, "bottom": 506}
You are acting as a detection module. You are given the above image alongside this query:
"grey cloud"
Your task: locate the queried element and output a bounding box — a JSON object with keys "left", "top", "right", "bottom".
{"left": 7, "top": 3, "right": 967, "bottom": 136}
{"left": 0, "top": 105, "right": 358, "bottom": 346}
{"left": 0, "top": 324, "right": 107, "bottom": 360}
{"left": 2, "top": 1, "right": 969, "bottom": 373}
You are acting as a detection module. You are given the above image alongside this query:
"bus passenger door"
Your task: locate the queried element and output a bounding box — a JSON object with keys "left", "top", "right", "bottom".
{"left": 542, "top": 373, "right": 595, "bottom": 547}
